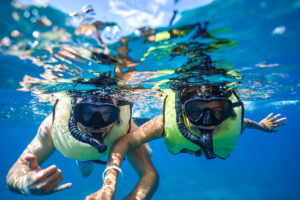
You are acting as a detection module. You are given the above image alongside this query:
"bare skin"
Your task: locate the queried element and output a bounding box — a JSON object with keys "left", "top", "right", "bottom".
{"left": 99, "top": 105, "right": 287, "bottom": 198}
{"left": 6, "top": 114, "right": 72, "bottom": 195}
{"left": 84, "top": 120, "right": 159, "bottom": 200}
{"left": 87, "top": 116, "right": 164, "bottom": 200}
{"left": 244, "top": 113, "right": 286, "bottom": 132}
{"left": 6, "top": 113, "right": 158, "bottom": 199}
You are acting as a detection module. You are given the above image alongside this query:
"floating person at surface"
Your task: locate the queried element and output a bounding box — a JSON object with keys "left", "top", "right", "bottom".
{"left": 93, "top": 83, "right": 287, "bottom": 199}
{"left": 6, "top": 88, "right": 158, "bottom": 199}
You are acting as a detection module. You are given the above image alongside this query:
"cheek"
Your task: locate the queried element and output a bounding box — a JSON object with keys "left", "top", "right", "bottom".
{"left": 216, "top": 122, "right": 224, "bottom": 129}
{"left": 101, "top": 114, "right": 111, "bottom": 121}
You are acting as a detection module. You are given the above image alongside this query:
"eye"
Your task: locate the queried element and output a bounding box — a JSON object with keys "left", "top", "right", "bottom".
{"left": 213, "top": 109, "right": 222, "bottom": 118}
{"left": 81, "top": 112, "right": 93, "bottom": 121}
{"left": 188, "top": 108, "right": 203, "bottom": 119}
{"left": 81, "top": 108, "right": 94, "bottom": 120}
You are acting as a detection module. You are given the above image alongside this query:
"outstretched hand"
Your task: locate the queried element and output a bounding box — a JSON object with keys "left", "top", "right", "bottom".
{"left": 23, "top": 153, "right": 72, "bottom": 195}
{"left": 259, "top": 113, "right": 286, "bottom": 132}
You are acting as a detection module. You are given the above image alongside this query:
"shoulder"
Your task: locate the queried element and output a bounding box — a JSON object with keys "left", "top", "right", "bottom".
{"left": 38, "top": 113, "right": 53, "bottom": 138}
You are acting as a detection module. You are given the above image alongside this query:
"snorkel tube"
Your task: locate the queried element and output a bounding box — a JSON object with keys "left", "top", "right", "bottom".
{"left": 174, "top": 90, "right": 216, "bottom": 159}
{"left": 68, "top": 97, "right": 107, "bottom": 153}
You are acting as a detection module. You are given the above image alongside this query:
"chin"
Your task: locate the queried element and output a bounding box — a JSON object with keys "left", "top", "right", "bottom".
{"left": 197, "top": 126, "right": 217, "bottom": 130}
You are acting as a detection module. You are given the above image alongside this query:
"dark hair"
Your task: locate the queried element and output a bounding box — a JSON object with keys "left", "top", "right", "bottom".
{"left": 179, "top": 84, "right": 231, "bottom": 103}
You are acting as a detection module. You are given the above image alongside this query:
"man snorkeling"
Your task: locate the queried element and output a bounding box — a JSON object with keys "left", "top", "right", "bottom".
{"left": 6, "top": 92, "right": 158, "bottom": 199}
{"left": 95, "top": 84, "right": 286, "bottom": 200}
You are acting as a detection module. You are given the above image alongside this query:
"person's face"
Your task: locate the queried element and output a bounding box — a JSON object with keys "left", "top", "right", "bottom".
{"left": 186, "top": 100, "right": 224, "bottom": 132}
{"left": 76, "top": 98, "right": 117, "bottom": 137}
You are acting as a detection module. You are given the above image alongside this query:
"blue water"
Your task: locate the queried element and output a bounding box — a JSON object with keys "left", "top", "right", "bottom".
{"left": 1, "top": 0, "right": 300, "bottom": 199}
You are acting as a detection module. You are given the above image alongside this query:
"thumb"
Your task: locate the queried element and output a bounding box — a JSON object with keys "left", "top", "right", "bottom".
{"left": 24, "top": 153, "right": 41, "bottom": 170}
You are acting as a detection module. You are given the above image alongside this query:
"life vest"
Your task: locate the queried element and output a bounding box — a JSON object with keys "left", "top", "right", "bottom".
{"left": 163, "top": 89, "right": 244, "bottom": 159}
{"left": 52, "top": 96, "right": 131, "bottom": 161}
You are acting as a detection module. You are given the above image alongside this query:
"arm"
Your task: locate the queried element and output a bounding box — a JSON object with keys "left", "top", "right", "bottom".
{"left": 243, "top": 113, "right": 286, "bottom": 133}
{"left": 85, "top": 115, "right": 164, "bottom": 200}
{"left": 6, "top": 113, "right": 72, "bottom": 195}
{"left": 124, "top": 120, "right": 159, "bottom": 200}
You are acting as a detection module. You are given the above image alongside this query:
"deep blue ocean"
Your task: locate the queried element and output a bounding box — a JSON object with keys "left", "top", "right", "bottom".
{"left": 1, "top": 0, "right": 300, "bottom": 199}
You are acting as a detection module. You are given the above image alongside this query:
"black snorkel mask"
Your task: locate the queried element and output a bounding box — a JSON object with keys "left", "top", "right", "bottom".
{"left": 74, "top": 101, "right": 119, "bottom": 129}
{"left": 68, "top": 95, "right": 119, "bottom": 153}
{"left": 183, "top": 91, "right": 235, "bottom": 127}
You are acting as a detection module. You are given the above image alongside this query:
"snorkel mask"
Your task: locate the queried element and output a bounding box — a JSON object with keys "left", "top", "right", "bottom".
{"left": 74, "top": 99, "right": 119, "bottom": 129}
{"left": 183, "top": 90, "right": 234, "bottom": 127}
{"left": 68, "top": 95, "right": 119, "bottom": 153}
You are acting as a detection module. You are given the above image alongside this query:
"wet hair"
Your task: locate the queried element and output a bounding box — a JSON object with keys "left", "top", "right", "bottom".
{"left": 179, "top": 84, "right": 231, "bottom": 103}
{"left": 72, "top": 71, "right": 117, "bottom": 88}
{"left": 78, "top": 94, "right": 114, "bottom": 104}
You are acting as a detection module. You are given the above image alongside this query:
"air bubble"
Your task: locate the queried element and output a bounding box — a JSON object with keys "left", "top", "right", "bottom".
{"left": 32, "top": 31, "right": 40, "bottom": 39}
{"left": 101, "top": 25, "right": 121, "bottom": 43}
{"left": 24, "top": 10, "right": 30, "bottom": 18}
{"left": 32, "top": 9, "right": 39, "bottom": 16}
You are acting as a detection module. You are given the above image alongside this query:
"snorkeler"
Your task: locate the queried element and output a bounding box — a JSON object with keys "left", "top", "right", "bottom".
{"left": 6, "top": 92, "right": 158, "bottom": 199}
{"left": 96, "top": 84, "right": 286, "bottom": 199}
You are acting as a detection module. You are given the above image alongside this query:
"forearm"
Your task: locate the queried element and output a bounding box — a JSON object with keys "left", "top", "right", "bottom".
{"left": 243, "top": 118, "right": 264, "bottom": 131}
{"left": 125, "top": 142, "right": 159, "bottom": 200}
{"left": 125, "top": 165, "right": 159, "bottom": 200}
{"left": 7, "top": 114, "right": 55, "bottom": 194}
{"left": 102, "top": 137, "right": 130, "bottom": 190}
{"left": 7, "top": 141, "right": 38, "bottom": 195}
{"left": 103, "top": 115, "right": 164, "bottom": 192}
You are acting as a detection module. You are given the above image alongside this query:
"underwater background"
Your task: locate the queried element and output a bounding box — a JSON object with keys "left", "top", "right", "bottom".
{"left": 1, "top": 0, "right": 300, "bottom": 199}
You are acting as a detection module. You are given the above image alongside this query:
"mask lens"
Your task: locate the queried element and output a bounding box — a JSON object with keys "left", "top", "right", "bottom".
{"left": 218, "top": 99, "right": 231, "bottom": 119}
{"left": 75, "top": 103, "right": 119, "bottom": 128}
{"left": 184, "top": 99, "right": 232, "bottom": 126}
{"left": 185, "top": 100, "right": 204, "bottom": 121}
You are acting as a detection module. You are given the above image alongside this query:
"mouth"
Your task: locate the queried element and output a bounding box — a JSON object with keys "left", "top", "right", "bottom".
{"left": 90, "top": 131, "right": 104, "bottom": 140}
{"left": 197, "top": 126, "right": 216, "bottom": 130}
{"left": 90, "top": 129, "right": 105, "bottom": 133}
{"left": 195, "top": 127, "right": 217, "bottom": 136}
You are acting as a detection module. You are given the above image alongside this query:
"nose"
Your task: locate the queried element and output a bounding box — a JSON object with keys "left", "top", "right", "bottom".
{"left": 202, "top": 110, "right": 212, "bottom": 125}
{"left": 90, "top": 112, "right": 104, "bottom": 128}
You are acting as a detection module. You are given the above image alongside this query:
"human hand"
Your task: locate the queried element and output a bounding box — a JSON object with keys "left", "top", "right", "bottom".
{"left": 259, "top": 113, "right": 287, "bottom": 132}
{"left": 23, "top": 153, "right": 72, "bottom": 195}
{"left": 85, "top": 186, "right": 115, "bottom": 200}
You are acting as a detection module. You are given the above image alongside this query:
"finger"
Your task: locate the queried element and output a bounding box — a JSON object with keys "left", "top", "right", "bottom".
{"left": 274, "top": 123, "right": 286, "bottom": 127}
{"left": 274, "top": 118, "right": 287, "bottom": 123}
{"left": 35, "top": 165, "right": 59, "bottom": 181}
{"left": 52, "top": 182, "right": 72, "bottom": 192}
{"left": 43, "top": 173, "right": 63, "bottom": 193}
{"left": 265, "top": 113, "right": 273, "bottom": 120}
{"left": 271, "top": 114, "right": 281, "bottom": 121}
{"left": 24, "top": 153, "right": 40, "bottom": 171}
{"left": 42, "top": 170, "right": 63, "bottom": 190}
{"left": 35, "top": 169, "right": 62, "bottom": 193}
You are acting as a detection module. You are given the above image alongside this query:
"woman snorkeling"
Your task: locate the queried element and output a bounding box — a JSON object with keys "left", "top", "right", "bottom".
{"left": 94, "top": 84, "right": 286, "bottom": 199}
{"left": 6, "top": 91, "right": 158, "bottom": 199}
